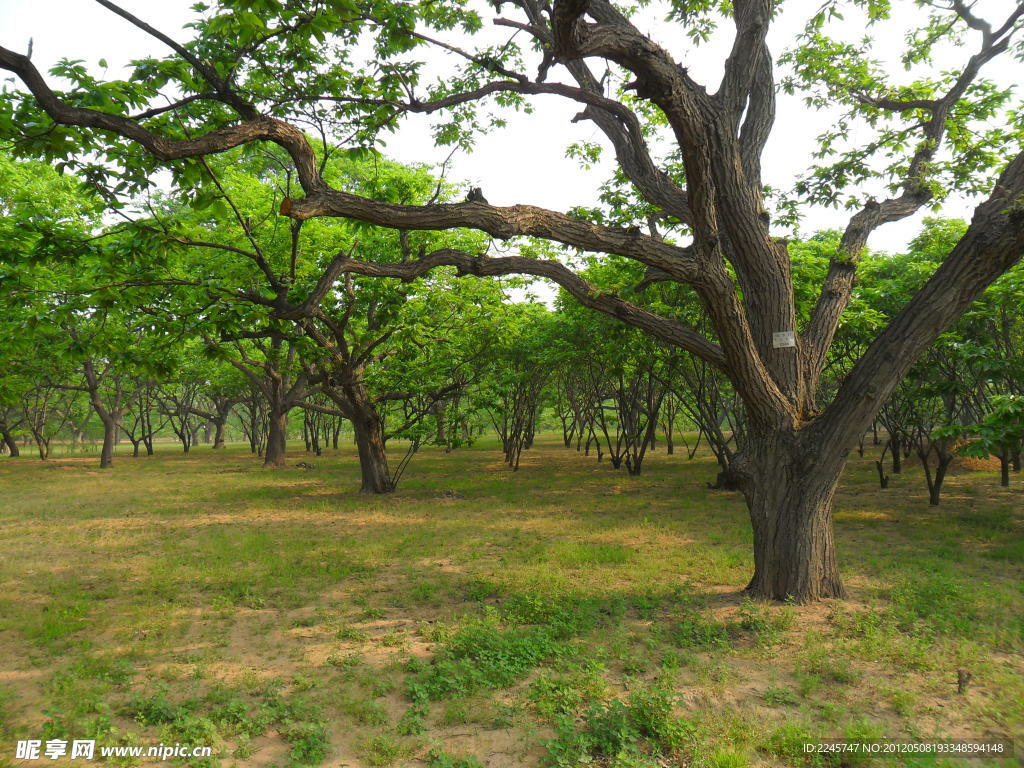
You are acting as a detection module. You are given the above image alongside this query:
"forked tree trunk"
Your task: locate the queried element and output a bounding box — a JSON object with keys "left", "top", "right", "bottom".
{"left": 32, "top": 432, "right": 49, "bottom": 460}
{"left": 264, "top": 408, "right": 288, "bottom": 468}
{"left": 874, "top": 459, "right": 889, "bottom": 488}
{"left": 351, "top": 409, "right": 393, "bottom": 494}
{"left": 919, "top": 444, "right": 954, "bottom": 506}
{"left": 740, "top": 435, "right": 847, "bottom": 603}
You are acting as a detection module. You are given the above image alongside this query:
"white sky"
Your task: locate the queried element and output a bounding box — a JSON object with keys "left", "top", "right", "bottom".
{"left": 2, "top": 0, "right": 1022, "bottom": 276}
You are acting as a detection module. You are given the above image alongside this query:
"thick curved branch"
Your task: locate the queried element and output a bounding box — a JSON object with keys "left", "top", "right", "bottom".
{"left": 0, "top": 45, "right": 324, "bottom": 192}
{"left": 563, "top": 59, "right": 692, "bottom": 225}
{"left": 951, "top": 0, "right": 993, "bottom": 38}
{"left": 282, "top": 192, "right": 698, "bottom": 283}
{"left": 547, "top": 0, "right": 707, "bottom": 120}
{"left": 499, "top": 0, "right": 687, "bottom": 217}
{"left": 0, "top": 44, "right": 700, "bottom": 287}
{"left": 336, "top": 248, "right": 726, "bottom": 369}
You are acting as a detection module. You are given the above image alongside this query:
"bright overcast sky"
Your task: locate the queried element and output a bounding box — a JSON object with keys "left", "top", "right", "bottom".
{"left": 2, "top": 0, "right": 1022, "bottom": 263}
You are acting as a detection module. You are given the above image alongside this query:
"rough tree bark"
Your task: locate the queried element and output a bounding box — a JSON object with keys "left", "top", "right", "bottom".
{"left": 349, "top": 403, "right": 394, "bottom": 494}
{"left": 306, "top": 386, "right": 394, "bottom": 493}
{"left": 264, "top": 405, "right": 289, "bottom": 468}
{"left": 736, "top": 432, "right": 847, "bottom": 599}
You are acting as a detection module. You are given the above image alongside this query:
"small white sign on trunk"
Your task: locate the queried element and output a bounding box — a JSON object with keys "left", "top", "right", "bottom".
{"left": 772, "top": 331, "right": 796, "bottom": 349}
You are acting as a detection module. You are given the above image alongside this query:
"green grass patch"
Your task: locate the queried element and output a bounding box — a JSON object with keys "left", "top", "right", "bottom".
{"left": 0, "top": 436, "right": 1020, "bottom": 767}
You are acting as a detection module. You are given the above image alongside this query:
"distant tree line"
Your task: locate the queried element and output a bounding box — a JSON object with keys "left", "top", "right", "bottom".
{"left": 2, "top": 155, "right": 1020, "bottom": 505}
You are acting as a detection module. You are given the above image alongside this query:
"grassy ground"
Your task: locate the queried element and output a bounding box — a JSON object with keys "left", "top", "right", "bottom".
{"left": 0, "top": 434, "right": 1020, "bottom": 768}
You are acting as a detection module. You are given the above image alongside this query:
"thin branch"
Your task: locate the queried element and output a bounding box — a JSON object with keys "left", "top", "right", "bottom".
{"left": 130, "top": 92, "right": 218, "bottom": 120}
{"left": 92, "top": 0, "right": 257, "bottom": 118}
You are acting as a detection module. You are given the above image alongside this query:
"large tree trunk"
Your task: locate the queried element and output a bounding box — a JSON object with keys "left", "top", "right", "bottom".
{"left": 739, "top": 434, "right": 847, "bottom": 603}
{"left": 320, "top": 374, "right": 395, "bottom": 493}
{"left": 264, "top": 407, "right": 288, "bottom": 468}
{"left": 99, "top": 417, "right": 116, "bottom": 469}
{"left": 351, "top": 409, "right": 394, "bottom": 494}
{"left": 1, "top": 428, "right": 18, "bottom": 457}
{"left": 212, "top": 417, "right": 227, "bottom": 449}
